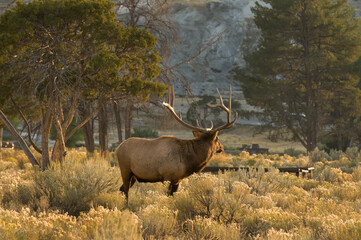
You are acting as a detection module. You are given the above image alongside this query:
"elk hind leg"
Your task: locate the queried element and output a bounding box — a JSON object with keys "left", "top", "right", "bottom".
{"left": 119, "top": 171, "right": 135, "bottom": 200}
{"left": 119, "top": 176, "right": 136, "bottom": 192}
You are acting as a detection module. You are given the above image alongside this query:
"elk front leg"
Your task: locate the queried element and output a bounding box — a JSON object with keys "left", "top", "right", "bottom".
{"left": 168, "top": 181, "right": 180, "bottom": 196}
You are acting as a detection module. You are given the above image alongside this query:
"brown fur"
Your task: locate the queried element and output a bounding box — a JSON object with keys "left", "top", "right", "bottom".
{"left": 117, "top": 86, "right": 236, "bottom": 200}
{"left": 116, "top": 131, "right": 222, "bottom": 199}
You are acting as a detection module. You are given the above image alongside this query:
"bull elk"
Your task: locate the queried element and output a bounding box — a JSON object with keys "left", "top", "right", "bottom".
{"left": 116, "top": 86, "right": 238, "bottom": 200}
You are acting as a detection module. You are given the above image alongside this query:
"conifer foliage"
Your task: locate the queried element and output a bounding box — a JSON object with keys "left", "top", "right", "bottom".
{"left": 234, "top": 0, "right": 361, "bottom": 152}
{"left": 0, "top": 0, "right": 166, "bottom": 168}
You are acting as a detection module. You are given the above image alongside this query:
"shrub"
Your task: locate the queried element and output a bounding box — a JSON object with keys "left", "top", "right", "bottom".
{"left": 329, "top": 149, "right": 346, "bottom": 161}
{"left": 33, "top": 158, "right": 121, "bottom": 216}
{"left": 269, "top": 193, "right": 298, "bottom": 210}
{"left": 352, "top": 166, "right": 361, "bottom": 182}
{"left": 16, "top": 183, "right": 35, "bottom": 205}
{"left": 310, "top": 148, "right": 330, "bottom": 162}
{"left": 208, "top": 153, "right": 233, "bottom": 167}
{"left": 183, "top": 216, "right": 242, "bottom": 240}
{"left": 183, "top": 174, "right": 224, "bottom": 218}
{"left": 326, "top": 219, "right": 361, "bottom": 240}
{"left": 257, "top": 227, "right": 314, "bottom": 240}
{"left": 3, "top": 148, "right": 361, "bottom": 239}
{"left": 0, "top": 206, "right": 144, "bottom": 240}
{"left": 242, "top": 209, "right": 301, "bottom": 238}
{"left": 346, "top": 147, "right": 361, "bottom": 163}
{"left": 317, "top": 167, "right": 348, "bottom": 184}
{"left": 131, "top": 128, "right": 159, "bottom": 138}
{"left": 0, "top": 207, "right": 79, "bottom": 239}
{"left": 1, "top": 187, "right": 16, "bottom": 209}
{"left": 242, "top": 213, "right": 272, "bottom": 237}
{"left": 310, "top": 186, "right": 331, "bottom": 200}
{"left": 94, "top": 208, "right": 142, "bottom": 240}
{"left": 139, "top": 205, "right": 179, "bottom": 239}
{"left": 233, "top": 168, "right": 288, "bottom": 195}
{"left": 171, "top": 188, "right": 198, "bottom": 221}
{"left": 126, "top": 182, "right": 169, "bottom": 212}
{"left": 331, "top": 183, "right": 361, "bottom": 202}
{"left": 283, "top": 148, "right": 305, "bottom": 157}
{"left": 92, "top": 192, "right": 126, "bottom": 210}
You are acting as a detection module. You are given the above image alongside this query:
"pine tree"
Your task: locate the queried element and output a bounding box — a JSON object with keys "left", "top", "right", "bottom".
{"left": 234, "top": 0, "right": 361, "bottom": 152}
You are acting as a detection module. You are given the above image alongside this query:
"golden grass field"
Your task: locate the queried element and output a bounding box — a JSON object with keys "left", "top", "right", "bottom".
{"left": 1, "top": 146, "right": 361, "bottom": 239}
{"left": 158, "top": 125, "right": 305, "bottom": 154}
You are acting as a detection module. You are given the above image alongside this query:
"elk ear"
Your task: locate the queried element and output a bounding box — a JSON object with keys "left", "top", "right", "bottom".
{"left": 192, "top": 131, "right": 202, "bottom": 138}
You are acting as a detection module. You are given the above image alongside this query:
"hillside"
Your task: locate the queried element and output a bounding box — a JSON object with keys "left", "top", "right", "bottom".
{"left": 2, "top": 0, "right": 361, "bottom": 96}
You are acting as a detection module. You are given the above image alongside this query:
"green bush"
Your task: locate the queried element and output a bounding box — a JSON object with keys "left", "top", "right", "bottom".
{"left": 310, "top": 148, "right": 330, "bottom": 162}
{"left": 283, "top": 147, "right": 306, "bottom": 157}
{"left": 346, "top": 147, "right": 361, "bottom": 163}
{"left": 16, "top": 183, "right": 35, "bottom": 206}
{"left": 131, "top": 128, "right": 159, "bottom": 138}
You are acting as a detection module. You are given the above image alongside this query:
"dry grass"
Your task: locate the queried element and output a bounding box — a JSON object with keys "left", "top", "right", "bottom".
{"left": 220, "top": 126, "right": 304, "bottom": 153}
{"left": 1, "top": 148, "right": 361, "bottom": 239}
{"left": 157, "top": 125, "right": 305, "bottom": 154}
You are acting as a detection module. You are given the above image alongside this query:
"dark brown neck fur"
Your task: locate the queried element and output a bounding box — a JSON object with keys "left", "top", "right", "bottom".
{"left": 180, "top": 133, "right": 216, "bottom": 176}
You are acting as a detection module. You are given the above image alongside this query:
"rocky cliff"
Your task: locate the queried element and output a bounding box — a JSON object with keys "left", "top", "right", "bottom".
{"left": 169, "top": 0, "right": 256, "bottom": 97}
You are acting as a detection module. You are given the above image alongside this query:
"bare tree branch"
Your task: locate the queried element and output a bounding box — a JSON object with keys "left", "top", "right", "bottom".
{"left": 65, "top": 104, "right": 104, "bottom": 142}
{"left": 0, "top": 110, "right": 39, "bottom": 166}
{"left": 10, "top": 97, "right": 43, "bottom": 154}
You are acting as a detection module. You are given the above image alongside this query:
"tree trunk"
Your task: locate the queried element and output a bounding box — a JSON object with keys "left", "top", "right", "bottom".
{"left": 0, "top": 110, "right": 39, "bottom": 166}
{"left": 337, "top": 133, "right": 343, "bottom": 151}
{"left": 83, "top": 118, "right": 95, "bottom": 153}
{"left": 0, "top": 127, "right": 3, "bottom": 160}
{"left": 301, "top": 4, "right": 318, "bottom": 153}
{"left": 51, "top": 136, "right": 66, "bottom": 162}
{"left": 124, "top": 101, "right": 133, "bottom": 140}
{"left": 51, "top": 118, "right": 67, "bottom": 163}
{"left": 41, "top": 110, "right": 53, "bottom": 170}
{"left": 113, "top": 101, "right": 123, "bottom": 143}
{"left": 98, "top": 101, "right": 108, "bottom": 158}
{"left": 51, "top": 97, "right": 76, "bottom": 163}
{"left": 79, "top": 103, "right": 95, "bottom": 153}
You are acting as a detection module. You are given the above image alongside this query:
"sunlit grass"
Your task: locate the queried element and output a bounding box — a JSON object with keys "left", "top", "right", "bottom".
{"left": 0, "top": 148, "right": 361, "bottom": 239}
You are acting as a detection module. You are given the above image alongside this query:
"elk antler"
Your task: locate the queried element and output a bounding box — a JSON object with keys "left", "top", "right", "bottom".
{"left": 207, "top": 85, "right": 238, "bottom": 133}
{"left": 163, "top": 85, "right": 238, "bottom": 133}
{"left": 163, "top": 85, "right": 213, "bottom": 133}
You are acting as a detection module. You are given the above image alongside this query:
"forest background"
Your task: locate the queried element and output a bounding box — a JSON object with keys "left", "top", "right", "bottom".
{"left": 1, "top": 0, "right": 361, "bottom": 239}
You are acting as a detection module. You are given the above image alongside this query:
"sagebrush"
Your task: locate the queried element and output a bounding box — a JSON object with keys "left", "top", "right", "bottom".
{"left": 0, "top": 149, "right": 361, "bottom": 239}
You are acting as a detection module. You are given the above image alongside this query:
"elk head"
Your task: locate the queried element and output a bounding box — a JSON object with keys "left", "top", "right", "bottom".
{"left": 163, "top": 85, "right": 238, "bottom": 155}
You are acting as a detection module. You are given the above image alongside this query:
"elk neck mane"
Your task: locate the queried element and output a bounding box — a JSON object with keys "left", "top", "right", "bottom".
{"left": 172, "top": 133, "right": 216, "bottom": 175}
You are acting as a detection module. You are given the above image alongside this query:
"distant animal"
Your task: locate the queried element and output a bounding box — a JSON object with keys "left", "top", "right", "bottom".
{"left": 116, "top": 86, "right": 238, "bottom": 200}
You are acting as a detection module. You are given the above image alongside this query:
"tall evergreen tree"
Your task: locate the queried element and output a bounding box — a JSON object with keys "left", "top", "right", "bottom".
{"left": 234, "top": 0, "right": 361, "bottom": 152}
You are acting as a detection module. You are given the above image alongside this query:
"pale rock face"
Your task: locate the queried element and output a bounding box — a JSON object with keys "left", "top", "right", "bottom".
{"left": 169, "top": 0, "right": 257, "bottom": 97}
